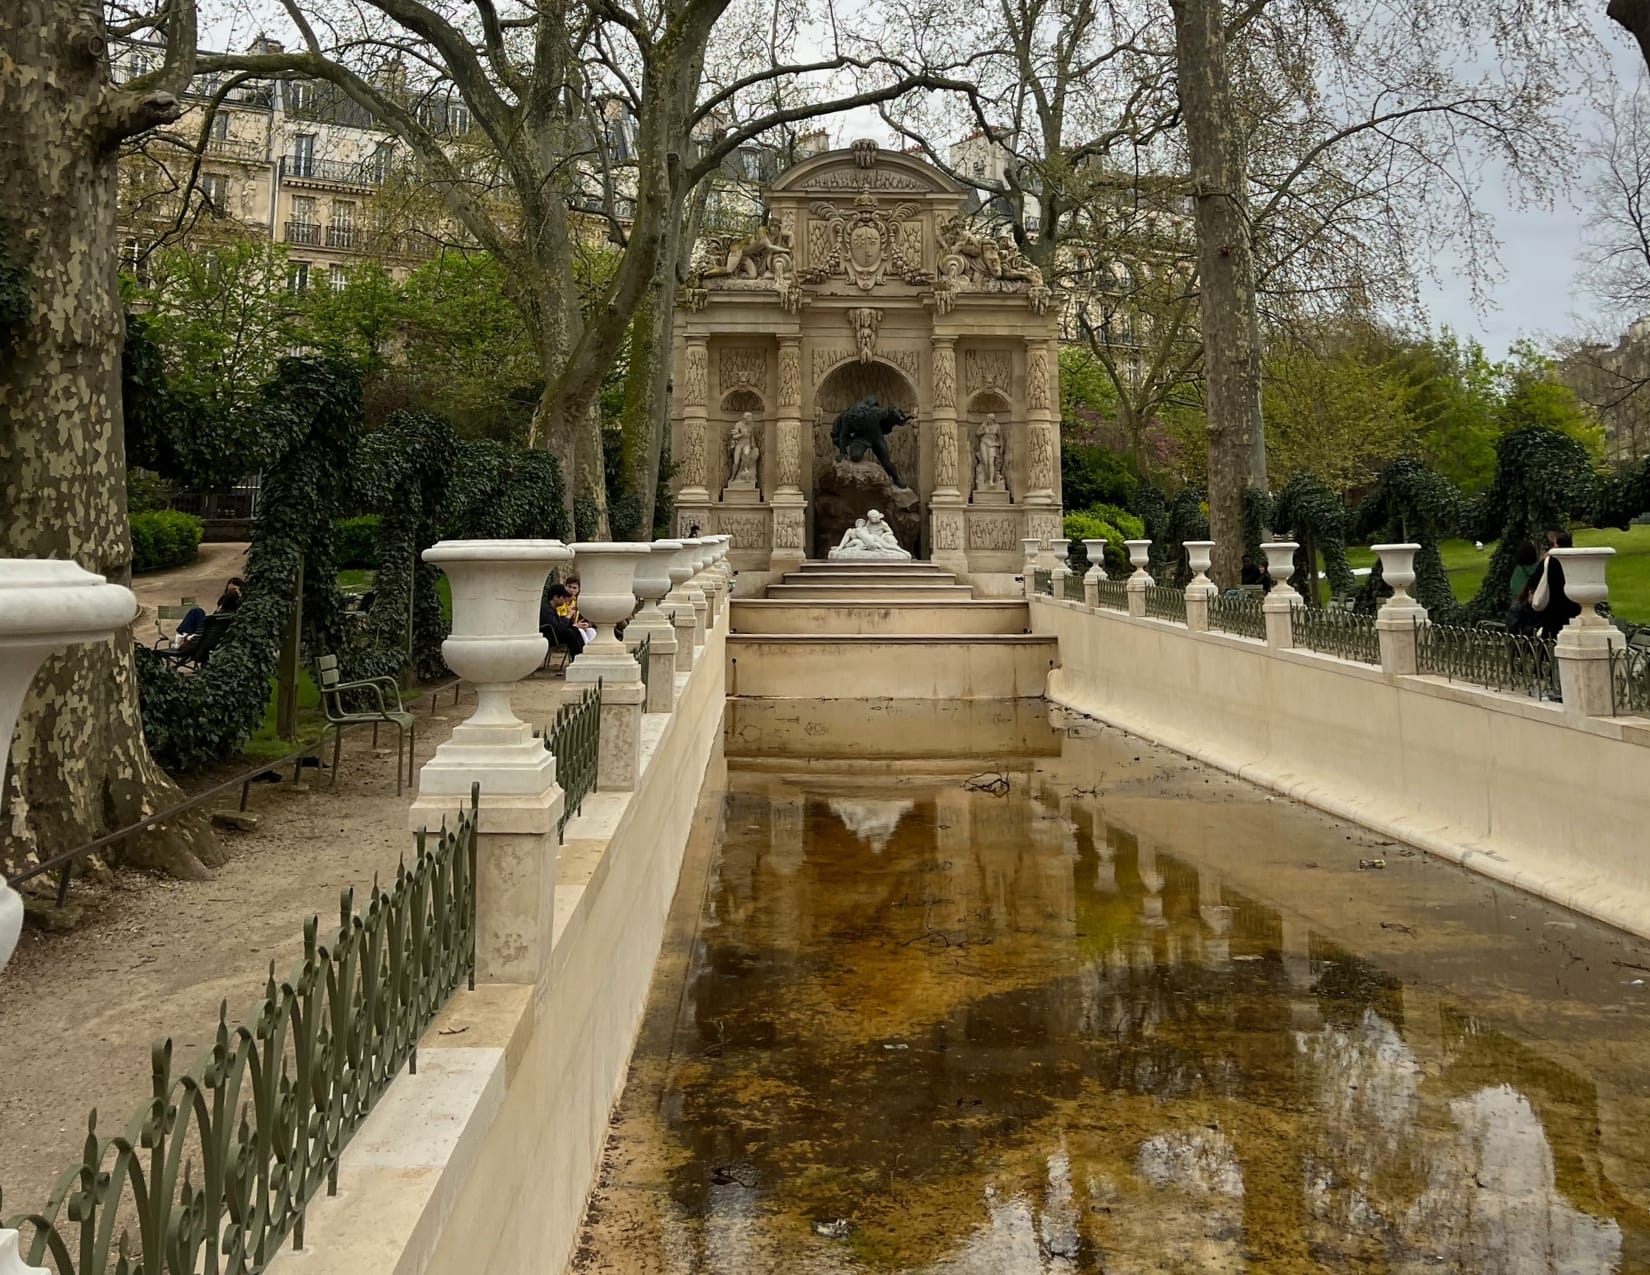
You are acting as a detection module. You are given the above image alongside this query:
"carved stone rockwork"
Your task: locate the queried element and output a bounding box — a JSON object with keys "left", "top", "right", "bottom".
{"left": 812, "top": 347, "right": 856, "bottom": 385}
{"left": 934, "top": 218, "right": 1050, "bottom": 313}
{"left": 933, "top": 343, "right": 956, "bottom": 409}
{"left": 798, "top": 170, "right": 930, "bottom": 193}
{"left": 778, "top": 343, "right": 801, "bottom": 405}
{"left": 773, "top": 503, "right": 805, "bottom": 551}
{"left": 1027, "top": 420, "right": 1055, "bottom": 492}
{"left": 935, "top": 417, "right": 958, "bottom": 490}
{"left": 720, "top": 348, "right": 766, "bottom": 396}
{"left": 699, "top": 222, "right": 794, "bottom": 283}
{"left": 968, "top": 514, "right": 1020, "bottom": 550}
{"left": 777, "top": 419, "right": 802, "bottom": 489}
{"left": 1023, "top": 509, "right": 1063, "bottom": 544}
{"left": 848, "top": 307, "right": 883, "bottom": 363}
{"left": 1027, "top": 346, "right": 1051, "bottom": 412}
{"left": 932, "top": 510, "right": 964, "bottom": 551}
{"left": 964, "top": 348, "right": 1012, "bottom": 396}
{"left": 720, "top": 512, "right": 771, "bottom": 550}
{"left": 683, "top": 344, "right": 708, "bottom": 406}
{"left": 681, "top": 417, "right": 707, "bottom": 489}
{"left": 885, "top": 349, "right": 920, "bottom": 380}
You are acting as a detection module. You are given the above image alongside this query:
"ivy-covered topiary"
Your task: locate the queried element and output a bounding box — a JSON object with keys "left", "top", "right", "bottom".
{"left": 136, "top": 357, "right": 365, "bottom": 771}
{"left": 1462, "top": 427, "right": 1598, "bottom": 622}
{"left": 1350, "top": 457, "right": 1468, "bottom": 617}
{"left": 1160, "top": 488, "right": 1210, "bottom": 587}
{"left": 1271, "top": 473, "right": 1356, "bottom": 605}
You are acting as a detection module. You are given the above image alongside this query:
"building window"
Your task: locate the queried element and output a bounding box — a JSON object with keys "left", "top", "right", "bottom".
{"left": 210, "top": 111, "right": 230, "bottom": 141}
{"left": 450, "top": 104, "right": 470, "bottom": 135}
{"left": 288, "top": 81, "right": 315, "bottom": 115}
{"left": 287, "top": 261, "right": 310, "bottom": 294}
{"left": 200, "top": 173, "right": 228, "bottom": 210}
{"left": 370, "top": 140, "right": 394, "bottom": 182}
{"left": 327, "top": 265, "right": 348, "bottom": 293}
{"left": 292, "top": 133, "right": 316, "bottom": 177}
{"left": 121, "top": 238, "right": 150, "bottom": 287}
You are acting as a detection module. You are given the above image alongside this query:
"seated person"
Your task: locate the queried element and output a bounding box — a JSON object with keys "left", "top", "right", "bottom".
{"left": 174, "top": 575, "right": 244, "bottom": 644}
{"left": 1240, "top": 555, "right": 1269, "bottom": 589}
{"left": 176, "top": 589, "right": 240, "bottom": 658}
{"left": 541, "top": 584, "right": 585, "bottom": 656}
{"left": 564, "top": 577, "right": 596, "bottom": 642}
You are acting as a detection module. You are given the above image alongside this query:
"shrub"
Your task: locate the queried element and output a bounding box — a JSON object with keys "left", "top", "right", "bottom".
{"left": 126, "top": 467, "right": 174, "bottom": 514}
{"left": 336, "top": 514, "right": 381, "bottom": 569}
{"left": 1063, "top": 509, "right": 1131, "bottom": 574}
{"left": 129, "top": 510, "right": 203, "bottom": 574}
{"left": 1062, "top": 444, "right": 1138, "bottom": 511}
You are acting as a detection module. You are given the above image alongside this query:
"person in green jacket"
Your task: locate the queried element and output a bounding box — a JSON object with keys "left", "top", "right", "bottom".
{"left": 1507, "top": 541, "right": 1540, "bottom": 634}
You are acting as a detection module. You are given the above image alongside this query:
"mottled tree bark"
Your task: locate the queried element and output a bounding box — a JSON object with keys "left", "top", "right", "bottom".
{"left": 1171, "top": 0, "right": 1267, "bottom": 587}
{"left": 0, "top": 0, "right": 218, "bottom": 880}
{"left": 1610, "top": 0, "right": 1650, "bottom": 73}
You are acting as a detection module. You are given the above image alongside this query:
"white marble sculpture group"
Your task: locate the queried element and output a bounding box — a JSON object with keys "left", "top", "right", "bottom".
{"left": 828, "top": 509, "right": 911, "bottom": 560}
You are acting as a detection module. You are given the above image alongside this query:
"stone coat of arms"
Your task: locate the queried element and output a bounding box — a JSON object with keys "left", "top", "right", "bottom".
{"left": 801, "top": 192, "right": 929, "bottom": 290}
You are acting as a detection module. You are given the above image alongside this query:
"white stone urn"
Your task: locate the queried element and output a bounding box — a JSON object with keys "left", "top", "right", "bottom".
{"left": 635, "top": 541, "right": 682, "bottom": 632}
{"left": 420, "top": 540, "right": 571, "bottom": 792}
{"left": 667, "top": 540, "right": 700, "bottom": 600}
{"left": 0, "top": 1229, "right": 46, "bottom": 1275}
{"left": 1124, "top": 539, "right": 1153, "bottom": 583}
{"left": 1550, "top": 547, "right": 1616, "bottom": 625}
{"left": 569, "top": 542, "right": 653, "bottom": 681}
{"left": 1050, "top": 537, "right": 1071, "bottom": 576}
{"left": 0, "top": 559, "right": 138, "bottom": 973}
{"left": 1082, "top": 539, "right": 1109, "bottom": 582}
{"left": 1371, "top": 543, "right": 1421, "bottom": 611}
{"left": 1183, "top": 540, "right": 1216, "bottom": 595}
{"left": 1021, "top": 538, "right": 1042, "bottom": 568}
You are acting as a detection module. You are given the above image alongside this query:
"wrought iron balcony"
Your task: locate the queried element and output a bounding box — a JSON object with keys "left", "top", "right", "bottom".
{"left": 280, "top": 154, "right": 388, "bottom": 187}
{"left": 205, "top": 134, "right": 265, "bottom": 161}
{"left": 285, "top": 219, "right": 321, "bottom": 246}
{"left": 327, "top": 222, "right": 355, "bottom": 249}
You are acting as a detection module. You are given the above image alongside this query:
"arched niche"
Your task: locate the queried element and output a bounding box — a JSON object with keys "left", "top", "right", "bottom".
{"left": 811, "top": 359, "right": 918, "bottom": 483}
{"left": 718, "top": 388, "right": 765, "bottom": 495}
{"left": 966, "top": 389, "right": 1013, "bottom": 501}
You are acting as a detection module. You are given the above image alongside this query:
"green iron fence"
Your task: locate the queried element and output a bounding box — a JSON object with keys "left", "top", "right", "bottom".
{"left": 1143, "top": 584, "right": 1186, "bottom": 624}
{"left": 1294, "top": 605, "right": 1380, "bottom": 664}
{"left": 1610, "top": 643, "right": 1650, "bottom": 716}
{"left": 1062, "top": 571, "right": 1087, "bottom": 602}
{"left": 2, "top": 786, "right": 479, "bottom": 1275}
{"left": 1095, "top": 577, "right": 1129, "bottom": 611}
{"left": 1415, "top": 619, "right": 1559, "bottom": 701}
{"left": 633, "top": 634, "right": 651, "bottom": 701}
{"left": 548, "top": 680, "right": 601, "bottom": 840}
{"left": 1209, "top": 591, "right": 1265, "bottom": 640}
{"left": 1033, "top": 569, "right": 1053, "bottom": 596}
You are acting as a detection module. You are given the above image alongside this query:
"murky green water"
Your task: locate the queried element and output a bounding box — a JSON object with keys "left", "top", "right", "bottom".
{"left": 573, "top": 701, "right": 1650, "bottom": 1274}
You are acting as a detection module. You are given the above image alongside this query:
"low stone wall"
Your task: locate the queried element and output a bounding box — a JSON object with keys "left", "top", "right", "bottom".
{"left": 268, "top": 617, "right": 728, "bottom": 1275}
{"left": 727, "top": 633, "right": 1056, "bottom": 699}
{"left": 1032, "top": 597, "right": 1650, "bottom": 940}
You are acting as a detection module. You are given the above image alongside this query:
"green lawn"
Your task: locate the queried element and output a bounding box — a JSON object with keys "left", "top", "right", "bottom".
{"left": 1341, "top": 525, "right": 1650, "bottom": 624}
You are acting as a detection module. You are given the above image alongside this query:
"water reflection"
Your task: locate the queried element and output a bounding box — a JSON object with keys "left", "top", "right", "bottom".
{"left": 573, "top": 706, "right": 1650, "bottom": 1274}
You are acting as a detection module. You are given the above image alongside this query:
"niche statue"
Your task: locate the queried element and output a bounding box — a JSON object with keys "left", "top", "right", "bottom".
{"left": 830, "top": 396, "right": 911, "bottom": 490}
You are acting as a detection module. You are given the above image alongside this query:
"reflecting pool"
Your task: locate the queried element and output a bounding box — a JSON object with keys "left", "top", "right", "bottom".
{"left": 572, "top": 700, "right": 1650, "bottom": 1273}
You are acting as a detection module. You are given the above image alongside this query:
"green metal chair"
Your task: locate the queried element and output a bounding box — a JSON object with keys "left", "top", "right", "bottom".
{"left": 314, "top": 655, "right": 416, "bottom": 793}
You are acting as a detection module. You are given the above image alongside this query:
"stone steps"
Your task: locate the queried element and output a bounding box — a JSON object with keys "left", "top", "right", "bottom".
{"left": 731, "top": 598, "right": 1030, "bottom": 636}
{"left": 762, "top": 583, "right": 975, "bottom": 602}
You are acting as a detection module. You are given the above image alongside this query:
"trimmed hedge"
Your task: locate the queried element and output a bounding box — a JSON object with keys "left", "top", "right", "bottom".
{"left": 336, "top": 514, "right": 381, "bottom": 569}
{"left": 130, "top": 510, "right": 203, "bottom": 574}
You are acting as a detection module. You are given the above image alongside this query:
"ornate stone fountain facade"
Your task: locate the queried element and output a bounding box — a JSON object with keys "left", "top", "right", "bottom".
{"left": 669, "top": 141, "right": 1063, "bottom": 587}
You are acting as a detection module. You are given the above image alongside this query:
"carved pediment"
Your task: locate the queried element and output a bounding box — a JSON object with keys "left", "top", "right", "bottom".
{"left": 799, "top": 193, "right": 930, "bottom": 290}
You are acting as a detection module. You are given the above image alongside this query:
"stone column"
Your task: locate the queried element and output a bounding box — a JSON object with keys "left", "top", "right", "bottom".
{"left": 1372, "top": 543, "right": 1425, "bottom": 676}
{"left": 1184, "top": 540, "right": 1216, "bottom": 631}
{"left": 1124, "top": 539, "right": 1153, "bottom": 618}
{"left": 928, "top": 336, "right": 969, "bottom": 576}
{"left": 1260, "top": 541, "right": 1301, "bottom": 649}
{"left": 1022, "top": 337, "right": 1059, "bottom": 506}
{"left": 676, "top": 337, "right": 712, "bottom": 531}
{"left": 771, "top": 336, "right": 807, "bottom": 573}
{"left": 568, "top": 542, "right": 653, "bottom": 792}
{"left": 413, "top": 540, "right": 571, "bottom": 986}
{"left": 1552, "top": 547, "right": 1622, "bottom": 717}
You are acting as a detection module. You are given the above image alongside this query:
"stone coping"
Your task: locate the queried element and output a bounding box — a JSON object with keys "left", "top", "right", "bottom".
{"left": 1030, "top": 594, "right": 1650, "bottom": 749}
{"left": 727, "top": 632, "right": 1056, "bottom": 644}
{"left": 264, "top": 613, "right": 728, "bottom": 1275}
{"left": 732, "top": 598, "right": 1026, "bottom": 608}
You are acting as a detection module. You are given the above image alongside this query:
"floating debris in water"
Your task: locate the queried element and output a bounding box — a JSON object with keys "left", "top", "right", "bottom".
{"left": 963, "top": 771, "right": 1011, "bottom": 795}
{"left": 812, "top": 1219, "right": 856, "bottom": 1240}
{"left": 1358, "top": 858, "right": 1386, "bottom": 870}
